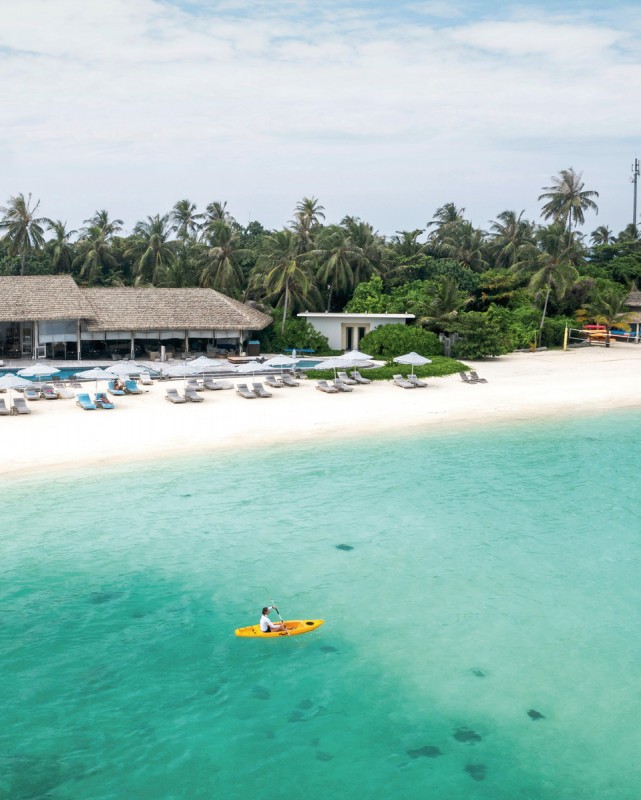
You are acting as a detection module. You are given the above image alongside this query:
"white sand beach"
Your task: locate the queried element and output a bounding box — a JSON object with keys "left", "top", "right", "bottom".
{"left": 2, "top": 347, "right": 641, "bottom": 478}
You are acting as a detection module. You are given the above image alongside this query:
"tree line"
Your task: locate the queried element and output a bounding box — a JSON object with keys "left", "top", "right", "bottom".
{"left": 1, "top": 168, "right": 639, "bottom": 354}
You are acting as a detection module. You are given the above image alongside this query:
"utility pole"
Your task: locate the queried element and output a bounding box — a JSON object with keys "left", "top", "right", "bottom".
{"left": 633, "top": 158, "right": 640, "bottom": 229}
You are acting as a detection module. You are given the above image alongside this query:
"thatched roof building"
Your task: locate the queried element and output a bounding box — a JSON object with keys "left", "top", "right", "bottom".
{"left": 0, "top": 276, "right": 272, "bottom": 359}
{"left": 82, "top": 288, "right": 271, "bottom": 332}
{"left": 625, "top": 290, "right": 641, "bottom": 323}
{"left": 0, "top": 275, "right": 91, "bottom": 321}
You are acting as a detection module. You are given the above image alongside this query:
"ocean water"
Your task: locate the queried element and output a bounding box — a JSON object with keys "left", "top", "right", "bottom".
{"left": 2, "top": 411, "right": 641, "bottom": 800}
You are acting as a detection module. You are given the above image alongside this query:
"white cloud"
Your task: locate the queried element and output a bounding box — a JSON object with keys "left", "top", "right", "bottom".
{"left": 1, "top": 1, "right": 640, "bottom": 234}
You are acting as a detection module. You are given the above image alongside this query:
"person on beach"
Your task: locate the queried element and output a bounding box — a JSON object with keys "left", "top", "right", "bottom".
{"left": 260, "top": 606, "right": 284, "bottom": 633}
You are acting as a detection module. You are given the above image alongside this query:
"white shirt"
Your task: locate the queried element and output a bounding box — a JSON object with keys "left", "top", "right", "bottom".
{"left": 260, "top": 613, "right": 273, "bottom": 632}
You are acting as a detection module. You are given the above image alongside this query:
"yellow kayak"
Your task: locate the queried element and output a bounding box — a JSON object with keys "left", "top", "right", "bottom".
{"left": 235, "top": 619, "right": 324, "bottom": 638}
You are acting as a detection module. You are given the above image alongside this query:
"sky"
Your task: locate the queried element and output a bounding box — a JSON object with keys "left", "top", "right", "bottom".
{"left": 2, "top": 0, "right": 641, "bottom": 238}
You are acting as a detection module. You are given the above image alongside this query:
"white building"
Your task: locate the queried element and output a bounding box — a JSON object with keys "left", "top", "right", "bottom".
{"left": 297, "top": 312, "right": 415, "bottom": 351}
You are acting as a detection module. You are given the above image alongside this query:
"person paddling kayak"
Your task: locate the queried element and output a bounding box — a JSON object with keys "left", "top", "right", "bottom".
{"left": 260, "top": 606, "right": 285, "bottom": 633}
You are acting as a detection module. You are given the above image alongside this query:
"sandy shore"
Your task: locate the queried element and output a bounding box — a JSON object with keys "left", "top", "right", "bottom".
{"left": 2, "top": 347, "right": 641, "bottom": 478}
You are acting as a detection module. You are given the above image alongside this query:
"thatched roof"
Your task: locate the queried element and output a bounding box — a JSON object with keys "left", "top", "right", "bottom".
{"left": 0, "top": 275, "right": 92, "bottom": 321}
{"left": 626, "top": 290, "right": 641, "bottom": 307}
{"left": 83, "top": 288, "right": 272, "bottom": 332}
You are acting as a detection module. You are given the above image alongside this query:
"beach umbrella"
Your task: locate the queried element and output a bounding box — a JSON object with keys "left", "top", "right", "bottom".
{"left": 75, "top": 368, "right": 115, "bottom": 393}
{"left": 261, "top": 355, "right": 297, "bottom": 368}
{"left": 312, "top": 357, "right": 370, "bottom": 380}
{"left": 17, "top": 363, "right": 61, "bottom": 380}
{"left": 393, "top": 351, "right": 432, "bottom": 376}
{"left": 339, "top": 349, "right": 372, "bottom": 362}
{"left": 235, "top": 361, "right": 269, "bottom": 381}
{"left": 188, "top": 356, "right": 221, "bottom": 369}
{"left": 0, "top": 373, "right": 33, "bottom": 406}
{"left": 106, "top": 362, "right": 147, "bottom": 376}
{"left": 160, "top": 363, "right": 200, "bottom": 389}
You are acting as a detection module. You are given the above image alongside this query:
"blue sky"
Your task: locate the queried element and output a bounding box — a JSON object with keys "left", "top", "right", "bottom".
{"left": 2, "top": 1, "right": 640, "bottom": 237}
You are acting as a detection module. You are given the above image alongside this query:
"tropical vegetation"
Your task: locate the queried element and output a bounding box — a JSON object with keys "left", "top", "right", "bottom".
{"left": 2, "top": 169, "right": 639, "bottom": 357}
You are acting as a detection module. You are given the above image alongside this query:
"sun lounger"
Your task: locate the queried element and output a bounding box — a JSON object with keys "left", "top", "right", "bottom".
{"left": 124, "top": 379, "right": 142, "bottom": 394}
{"left": 0, "top": 398, "right": 10, "bottom": 416}
{"left": 95, "top": 392, "right": 114, "bottom": 409}
{"left": 42, "top": 386, "right": 60, "bottom": 399}
{"left": 265, "top": 376, "right": 284, "bottom": 388}
{"left": 252, "top": 382, "right": 272, "bottom": 398}
{"left": 407, "top": 374, "right": 427, "bottom": 388}
{"left": 12, "top": 397, "right": 31, "bottom": 415}
{"left": 333, "top": 378, "right": 353, "bottom": 392}
{"left": 138, "top": 371, "right": 154, "bottom": 385}
{"left": 76, "top": 393, "right": 97, "bottom": 410}
{"left": 203, "top": 378, "right": 225, "bottom": 391}
{"left": 392, "top": 374, "right": 415, "bottom": 389}
{"left": 236, "top": 383, "right": 257, "bottom": 399}
{"left": 337, "top": 371, "right": 358, "bottom": 385}
{"left": 184, "top": 388, "right": 204, "bottom": 402}
{"left": 24, "top": 388, "right": 40, "bottom": 401}
{"left": 460, "top": 371, "right": 473, "bottom": 383}
{"left": 280, "top": 374, "right": 299, "bottom": 387}
{"left": 350, "top": 370, "right": 371, "bottom": 384}
{"left": 108, "top": 381, "right": 126, "bottom": 396}
{"left": 186, "top": 378, "right": 204, "bottom": 392}
{"left": 469, "top": 370, "right": 488, "bottom": 383}
{"left": 165, "top": 388, "right": 187, "bottom": 403}
{"left": 316, "top": 380, "right": 339, "bottom": 393}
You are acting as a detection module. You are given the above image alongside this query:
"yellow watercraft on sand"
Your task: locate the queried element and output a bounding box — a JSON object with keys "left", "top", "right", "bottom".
{"left": 235, "top": 620, "right": 324, "bottom": 638}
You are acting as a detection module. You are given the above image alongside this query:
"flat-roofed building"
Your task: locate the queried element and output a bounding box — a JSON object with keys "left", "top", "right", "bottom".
{"left": 297, "top": 311, "right": 415, "bottom": 351}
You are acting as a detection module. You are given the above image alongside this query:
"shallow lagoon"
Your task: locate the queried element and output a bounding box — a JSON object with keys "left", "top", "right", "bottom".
{"left": 2, "top": 411, "right": 641, "bottom": 799}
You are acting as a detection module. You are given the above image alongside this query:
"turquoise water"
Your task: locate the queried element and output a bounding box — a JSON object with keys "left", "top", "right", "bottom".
{"left": 2, "top": 411, "right": 641, "bottom": 799}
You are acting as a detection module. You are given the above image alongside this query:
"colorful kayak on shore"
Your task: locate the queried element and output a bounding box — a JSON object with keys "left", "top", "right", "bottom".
{"left": 235, "top": 619, "right": 324, "bottom": 638}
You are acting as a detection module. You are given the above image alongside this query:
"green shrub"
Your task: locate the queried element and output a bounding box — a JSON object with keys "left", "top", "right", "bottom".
{"left": 451, "top": 309, "right": 513, "bottom": 359}
{"left": 308, "top": 355, "right": 467, "bottom": 382}
{"left": 359, "top": 324, "right": 442, "bottom": 360}
{"left": 257, "top": 310, "right": 332, "bottom": 354}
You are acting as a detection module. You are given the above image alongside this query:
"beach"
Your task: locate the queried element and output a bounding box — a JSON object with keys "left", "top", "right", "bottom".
{"left": 2, "top": 346, "right": 641, "bottom": 478}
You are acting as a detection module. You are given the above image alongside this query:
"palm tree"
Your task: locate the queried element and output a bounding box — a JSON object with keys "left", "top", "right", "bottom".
{"left": 489, "top": 210, "right": 537, "bottom": 269}
{"left": 617, "top": 223, "right": 640, "bottom": 243}
{"left": 590, "top": 225, "right": 614, "bottom": 247}
{"left": 290, "top": 196, "right": 325, "bottom": 253}
{"left": 538, "top": 168, "right": 599, "bottom": 232}
{"left": 310, "top": 225, "right": 368, "bottom": 311}
{"left": 126, "top": 214, "right": 176, "bottom": 285}
{"left": 512, "top": 223, "right": 581, "bottom": 343}
{"left": 83, "top": 210, "right": 123, "bottom": 239}
{"left": 341, "top": 217, "right": 384, "bottom": 280}
{"left": 73, "top": 226, "right": 117, "bottom": 283}
{"left": 388, "top": 229, "right": 427, "bottom": 259}
{"left": 427, "top": 203, "right": 465, "bottom": 243}
{"left": 47, "top": 220, "right": 77, "bottom": 273}
{"left": 170, "top": 199, "right": 204, "bottom": 244}
{"left": 439, "top": 221, "right": 489, "bottom": 272}
{"left": 0, "top": 193, "right": 48, "bottom": 275}
{"left": 253, "top": 229, "right": 318, "bottom": 333}
{"left": 204, "top": 201, "right": 231, "bottom": 228}
{"left": 417, "top": 277, "right": 471, "bottom": 333}
{"left": 198, "top": 220, "right": 251, "bottom": 294}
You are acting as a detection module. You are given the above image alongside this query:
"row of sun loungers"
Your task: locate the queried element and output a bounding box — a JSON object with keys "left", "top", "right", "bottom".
{"left": 0, "top": 397, "right": 30, "bottom": 415}
{"left": 459, "top": 371, "right": 488, "bottom": 384}
{"left": 76, "top": 392, "right": 115, "bottom": 410}
{"left": 392, "top": 374, "right": 428, "bottom": 389}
